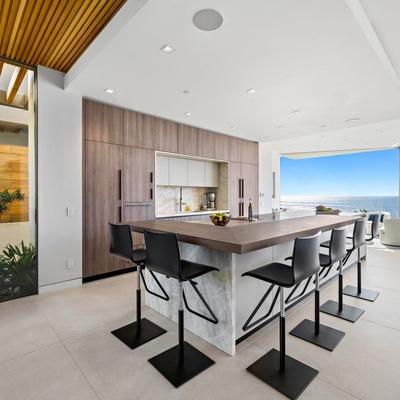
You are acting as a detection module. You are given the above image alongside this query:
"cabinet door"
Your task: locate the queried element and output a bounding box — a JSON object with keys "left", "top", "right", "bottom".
{"left": 123, "top": 147, "right": 155, "bottom": 202}
{"left": 229, "top": 162, "right": 242, "bottom": 217}
{"left": 188, "top": 159, "right": 204, "bottom": 187}
{"left": 156, "top": 155, "right": 169, "bottom": 185}
{"left": 204, "top": 161, "right": 218, "bottom": 187}
{"left": 214, "top": 133, "right": 230, "bottom": 161}
{"left": 198, "top": 129, "right": 215, "bottom": 159}
{"left": 84, "top": 140, "right": 124, "bottom": 278}
{"left": 242, "top": 141, "right": 259, "bottom": 164}
{"left": 83, "top": 99, "right": 124, "bottom": 144}
{"left": 124, "top": 110, "right": 155, "bottom": 149}
{"left": 124, "top": 204, "right": 155, "bottom": 249}
{"left": 178, "top": 125, "right": 198, "bottom": 156}
{"left": 169, "top": 157, "right": 188, "bottom": 186}
{"left": 242, "top": 163, "right": 259, "bottom": 216}
{"left": 154, "top": 118, "right": 178, "bottom": 153}
{"left": 229, "top": 137, "right": 242, "bottom": 162}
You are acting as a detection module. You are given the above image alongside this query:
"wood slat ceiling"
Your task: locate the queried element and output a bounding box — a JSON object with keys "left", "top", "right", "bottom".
{"left": 0, "top": 0, "right": 126, "bottom": 72}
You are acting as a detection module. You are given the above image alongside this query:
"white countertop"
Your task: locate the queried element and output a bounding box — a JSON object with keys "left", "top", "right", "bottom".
{"left": 156, "top": 210, "right": 229, "bottom": 219}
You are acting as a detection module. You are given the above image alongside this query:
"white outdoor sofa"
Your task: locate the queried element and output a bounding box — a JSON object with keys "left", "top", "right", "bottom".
{"left": 380, "top": 218, "right": 400, "bottom": 247}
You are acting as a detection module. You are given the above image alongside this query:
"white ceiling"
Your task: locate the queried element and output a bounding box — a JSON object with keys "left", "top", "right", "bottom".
{"left": 66, "top": 0, "right": 400, "bottom": 144}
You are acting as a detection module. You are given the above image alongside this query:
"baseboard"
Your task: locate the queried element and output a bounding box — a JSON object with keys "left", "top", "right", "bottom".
{"left": 39, "top": 278, "right": 82, "bottom": 294}
{"left": 82, "top": 266, "right": 137, "bottom": 283}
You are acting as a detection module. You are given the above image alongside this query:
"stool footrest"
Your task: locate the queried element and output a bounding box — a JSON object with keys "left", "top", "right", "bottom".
{"left": 111, "top": 318, "right": 166, "bottom": 349}
{"left": 290, "top": 319, "right": 345, "bottom": 351}
{"left": 247, "top": 349, "right": 318, "bottom": 400}
{"left": 320, "top": 300, "right": 364, "bottom": 322}
{"left": 343, "top": 285, "right": 379, "bottom": 302}
{"left": 148, "top": 341, "right": 215, "bottom": 388}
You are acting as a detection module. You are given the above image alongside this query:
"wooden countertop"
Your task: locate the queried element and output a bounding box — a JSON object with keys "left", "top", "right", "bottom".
{"left": 128, "top": 214, "right": 360, "bottom": 254}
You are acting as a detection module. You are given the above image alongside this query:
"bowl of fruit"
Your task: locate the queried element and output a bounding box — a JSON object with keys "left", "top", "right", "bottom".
{"left": 210, "top": 212, "right": 231, "bottom": 226}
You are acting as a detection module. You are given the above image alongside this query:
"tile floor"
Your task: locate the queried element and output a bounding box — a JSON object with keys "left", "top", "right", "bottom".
{"left": 0, "top": 241, "right": 399, "bottom": 400}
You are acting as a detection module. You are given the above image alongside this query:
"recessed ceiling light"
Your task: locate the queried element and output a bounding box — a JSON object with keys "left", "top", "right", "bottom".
{"left": 160, "top": 44, "right": 175, "bottom": 53}
{"left": 246, "top": 88, "right": 256, "bottom": 94}
{"left": 277, "top": 125, "right": 285, "bottom": 129}
{"left": 193, "top": 9, "right": 223, "bottom": 31}
{"left": 320, "top": 124, "right": 327, "bottom": 128}
{"left": 230, "top": 125, "right": 237, "bottom": 130}
{"left": 379, "top": 129, "right": 384, "bottom": 133}
{"left": 290, "top": 109, "right": 299, "bottom": 114}
{"left": 184, "top": 112, "right": 192, "bottom": 116}
{"left": 182, "top": 90, "right": 191, "bottom": 94}
{"left": 104, "top": 88, "right": 114, "bottom": 94}
{"left": 345, "top": 117, "right": 360, "bottom": 123}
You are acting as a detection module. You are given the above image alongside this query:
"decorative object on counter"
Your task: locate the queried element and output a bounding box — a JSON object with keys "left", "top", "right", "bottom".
{"left": 210, "top": 212, "right": 231, "bottom": 226}
{"left": 184, "top": 204, "right": 192, "bottom": 212}
{"left": 248, "top": 199, "right": 253, "bottom": 221}
{"left": 0, "top": 188, "right": 25, "bottom": 222}
{"left": 316, "top": 205, "right": 340, "bottom": 215}
{"left": 359, "top": 208, "right": 369, "bottom": 217}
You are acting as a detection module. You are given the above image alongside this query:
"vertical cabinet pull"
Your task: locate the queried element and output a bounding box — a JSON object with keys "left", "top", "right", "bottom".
{"left": 242, "top": 178, "right": 245, "bottom": 199}
{"left": 118, "top": 206, "right": 122, "bottom": 223}
{"left": 118, "top": 169, "right": 122, "bottom": 200}
{"left": 150, "top": 172, "right": 153, "bottom": 200}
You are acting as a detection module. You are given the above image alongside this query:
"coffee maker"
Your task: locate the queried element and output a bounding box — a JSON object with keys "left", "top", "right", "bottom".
{"left": 204, "top": 192, "right": 216, "bottom": 209}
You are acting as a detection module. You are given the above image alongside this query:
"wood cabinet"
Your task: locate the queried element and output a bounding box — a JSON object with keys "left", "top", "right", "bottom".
{"left": 123, "top": 147, "right": 154, "bottom": 203}
{"left": 83, "top": 99, "right": 124, "bottom": 144}
{"left": 84, "top": 140, "right": 124, "bottom": 278}
{"left": 155, "top": 118, "right": 178, "bottom": 153}
{"left": 124, "top": 110, "right": 155, "bottom": 149}
{"left": 229, "top": 136, "right": 258, "bottom": 164}
{"left": 229, "top": 162, "right": 259, "bottom": 218}
{"left": 198, "top": 129, "right": 215, "bottom": 159}
{"left": 178, "top": 125, "right": 198, "bottom": 156}
{"left": 214, "top": 133, "right": 230, "bottom": 161}
{"left": 124, "top": 203, "right": 155, "bottom": 249}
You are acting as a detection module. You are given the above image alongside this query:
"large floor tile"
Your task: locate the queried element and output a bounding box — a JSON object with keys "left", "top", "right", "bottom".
{"left": 0, "top": 343, "right": 98, "bottom": 400}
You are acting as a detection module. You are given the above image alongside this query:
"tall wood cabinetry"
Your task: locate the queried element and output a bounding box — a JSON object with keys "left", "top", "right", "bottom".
{"left": 83, "top": 99, "right": 259, "bottom": 279}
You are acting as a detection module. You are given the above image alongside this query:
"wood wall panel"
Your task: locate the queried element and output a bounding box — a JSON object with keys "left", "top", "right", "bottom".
{"left": 0, "top": 145, "right": 28, "bottom": 223}
{"left": 178, "top": 125, "right": 198, "bottom": 156}
{"left": 154, "top": 118, "right": 178, "bottom": 153}
{"left": 214, "top": 133, "right": 230, "bottom": 161}
{"left": 198, "top": 129, "right": 215, "bottom": 159}
{"left": 0, "top": 0, "right": 126, "bottom": 72}
{"left": 124, "top": 110, "right": 155, "bottom": 149}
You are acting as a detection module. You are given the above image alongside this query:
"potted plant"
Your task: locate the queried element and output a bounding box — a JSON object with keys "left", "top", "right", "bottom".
{"left": 0, "top": 188, "right": 25, "bottom": 221}
{"left": 316, "top": 205, "right": 340, "bottom": 215}
{"left": 0, "top": 241, "right": 37, "bottom": 302}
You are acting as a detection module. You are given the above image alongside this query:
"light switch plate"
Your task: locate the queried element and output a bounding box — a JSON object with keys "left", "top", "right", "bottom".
{"left": 66, "top": 258, "right": 74, "bottom": 269}
{"left": 66, "top": 207, "right": 74, "bottom": 217}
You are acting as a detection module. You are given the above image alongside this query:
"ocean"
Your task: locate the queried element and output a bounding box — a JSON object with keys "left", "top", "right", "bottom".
{"left": 280, "top": 196, "right": 399, "bottom": 218}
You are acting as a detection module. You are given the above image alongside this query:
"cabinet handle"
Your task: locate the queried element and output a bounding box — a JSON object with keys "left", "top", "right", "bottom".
{"left": 118, "top": 206, "right": 122, "bottom": 223}
{"left": 242, "top": 178, "right": 245, "bottom": 199}
{"left": 150, "top": 171, "right": 153, "bottom": 184}
{"left": 238, "top": 178, "right": 241, "bottom": 198}
{"left": 150, "top": 172, "right": 153, "bottom": 200}
{"left": 150, "top": 188, "right": 153, "bottom": 200}
{"left": 272, "top": 171, "right": 276, "bottom": 199}
{"left": 118, "top": 169, "right": 122, "bottom": 200}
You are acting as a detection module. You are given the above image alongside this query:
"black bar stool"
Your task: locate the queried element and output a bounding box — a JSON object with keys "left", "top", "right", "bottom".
{"left": 144, "top": 230, "right": 219, "bottom": 388}
{"left": 242, "top": 232, "right": 321, "bottom": 400}
{"left": 343, "top": 213, "right": 380, "bottom": 302}
{"left": 289, "top": 229, "right": 346, "bottom": 351}
{"left": 109, "top": 223, "right": 168, "bottom": 349}
{"left": 320, "top": 219, "right": 366, "bottom": 322}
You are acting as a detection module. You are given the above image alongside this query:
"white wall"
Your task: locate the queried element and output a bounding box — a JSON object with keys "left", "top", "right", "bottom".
{"left": 258, "top": 143, "right": 281, "bottom": 213}
{"left": 37, "top": 66, "right": 82, "bottom": 288}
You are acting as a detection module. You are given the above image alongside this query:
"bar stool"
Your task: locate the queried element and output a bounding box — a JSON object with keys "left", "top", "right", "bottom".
{"left": 242, "top": 232, "right": 321, "bottom": 400}
{"left": 343, "top": 213, "right": 380, "bottom": 302}
{"left": 320, "top": 219, "right": 366, "bottom": 322}
{"left": 289, "top": 229, "right": 346, "bottom": 351}
{"left": 109, "top": 223, "right": 168, "bottom": 349}
{"left": 144, "top": 230, "right": 219, "bottom": 388}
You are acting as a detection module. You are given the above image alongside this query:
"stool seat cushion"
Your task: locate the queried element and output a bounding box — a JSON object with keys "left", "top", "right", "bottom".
{"left": 180, "top": 260, "right": 219, "bottom": 281}
{"left": 132, "top": 248, "right": 146, "bottom": 264}
{"left": 320, "top": 240, "right": 330, "bottom": 248}
{"left": 319, "top": 253, "right": 331, "bottom": 267}
{"left": 242, "top": 262, "right": 295, "bottom": 287}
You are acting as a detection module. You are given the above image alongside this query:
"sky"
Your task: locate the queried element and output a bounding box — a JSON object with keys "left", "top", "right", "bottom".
{"left": 280, "top": 149, "right": 399, "bottom": 197}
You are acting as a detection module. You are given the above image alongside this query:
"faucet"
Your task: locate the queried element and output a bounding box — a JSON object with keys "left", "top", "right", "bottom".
{"left": 179, "top": 187, "right": 187, "bottom": 212}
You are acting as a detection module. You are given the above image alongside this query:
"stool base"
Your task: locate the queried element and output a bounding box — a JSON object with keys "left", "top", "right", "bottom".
{"left": 290, "top": 319, "right": 345, "bottom": 351}
{"left": 320, "top": 300, "right": 364, "bottom": 322}
{"left": 343, "top": 285, "right": 379, "bottom": 302}
{"left": 148, "top": 341, "right": 215, "bottom": 388}
{"left": 111, "top": 318, "right": 166, "bottom": 350}
{"left": 247, "top": 348, "right": 318, "bottom": 400}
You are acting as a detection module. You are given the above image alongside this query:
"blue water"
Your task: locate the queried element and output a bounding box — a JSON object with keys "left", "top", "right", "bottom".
{"left": 281, "top": 196, "right": 399, "bottom": 218}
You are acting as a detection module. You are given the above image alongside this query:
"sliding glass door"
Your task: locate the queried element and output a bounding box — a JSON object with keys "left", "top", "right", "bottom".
{"left": 0, "top": 59, "right": 37, "bottom": 302}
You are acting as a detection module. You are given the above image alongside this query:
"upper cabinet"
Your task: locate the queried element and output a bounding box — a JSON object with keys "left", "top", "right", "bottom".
{"left": 169, "top": 157, "right": 188, "bottom": 186}
{"left": 124, "top": 110, "right": 155, "bottom": 149}
{"left": 155, "top": 118, "right": 178, "bottom": 153}
{"left": 156, "top": 155, "right": 169, "bottom": 186}
{"left": 214, "top": 133, "right": 230, "bottom": 161}
{"left": 83, "top": 99, "right": 124, "bottom": 144}
{"left": 198, "top": 129, "right": 215, "bottom": 159}
{"left": 188, "top": 159, "right": 205, "bottom": 187}
{"left": 229, "top": 136, "right": 258, "bottom": 164}
{"left": 178, "top": 125, "right": 198, "bottom": 156}
{"left": 204, "top": 161, "right": 219, "bottom": 187}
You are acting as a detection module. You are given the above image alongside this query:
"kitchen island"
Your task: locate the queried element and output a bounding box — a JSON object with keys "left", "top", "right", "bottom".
{"left": 129, "top": 214, "right": 362, "bottom": 355}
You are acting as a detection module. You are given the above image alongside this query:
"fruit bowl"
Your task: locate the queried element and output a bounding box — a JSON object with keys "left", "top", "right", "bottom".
{"left": 210, "top": 212, "right": 231, "bottom": 226}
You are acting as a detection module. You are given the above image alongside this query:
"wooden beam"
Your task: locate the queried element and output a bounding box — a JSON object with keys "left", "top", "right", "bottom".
{"left": 6, "top": 66, "right": 27, "bottom": 104}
